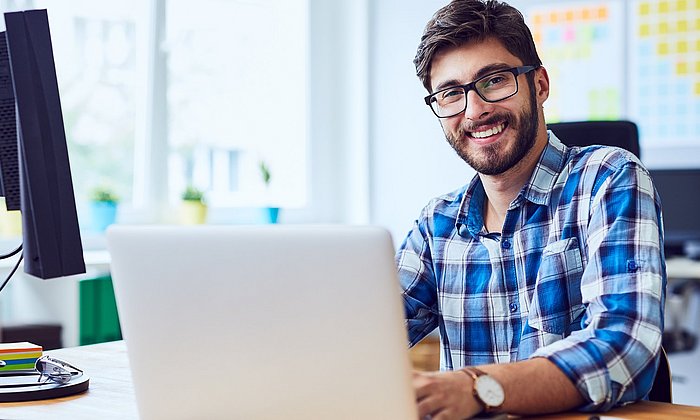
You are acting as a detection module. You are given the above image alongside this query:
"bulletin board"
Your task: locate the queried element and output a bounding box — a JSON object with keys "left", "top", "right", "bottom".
{"left": 628, "top": 0, "right": 700, "bottom": 148}
{"left": 524, "top": 0, "right": 700, "bottom": 153}
{"left": 527, "top": 1, "right": 626, "bottom": 123}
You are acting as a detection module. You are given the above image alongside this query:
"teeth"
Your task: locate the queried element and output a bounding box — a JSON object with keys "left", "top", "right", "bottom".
{"left": 471, "top": 123, "right": 505, "bottom": 139}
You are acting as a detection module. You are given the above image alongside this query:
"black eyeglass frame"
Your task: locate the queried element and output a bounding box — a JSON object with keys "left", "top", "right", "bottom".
{"left": 424, "top": 65, "right": 540, "bottom": 118}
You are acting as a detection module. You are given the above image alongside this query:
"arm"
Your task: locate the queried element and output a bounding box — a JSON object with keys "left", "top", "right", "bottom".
{"left": 531, "top": 160, "right": 665, "bottom": 410}
{"left": 414, "top": 357, "right": 583, "bottom": 419}
{"left": 397, "top": 216, "right": 439, "bottom": 346}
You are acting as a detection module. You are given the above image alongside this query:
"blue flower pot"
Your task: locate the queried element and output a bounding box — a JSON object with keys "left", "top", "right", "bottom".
{"left": 90, "top": 201, "right": 118, "bottom": 232}
{"left": 265, "top": 207, "right": 280, "bottom": 224}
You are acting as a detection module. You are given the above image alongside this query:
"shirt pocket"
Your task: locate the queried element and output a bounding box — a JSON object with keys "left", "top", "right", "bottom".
{"left": 527, "top": 237, "right": 585, "bottom": 336}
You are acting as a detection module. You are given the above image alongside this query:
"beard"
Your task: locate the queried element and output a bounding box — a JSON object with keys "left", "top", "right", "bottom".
{"left": 444, "top": 89, "right": 539, "bottom": 176}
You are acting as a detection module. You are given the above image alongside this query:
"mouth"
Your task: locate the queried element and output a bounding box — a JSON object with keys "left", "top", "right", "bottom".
{"left": 468, "top": 122, "right": 507, "bottom": 140}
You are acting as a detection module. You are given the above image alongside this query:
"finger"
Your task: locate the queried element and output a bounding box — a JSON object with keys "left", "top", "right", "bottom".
{"left": 416, "top": 394, "right": 445, "bottom": 419}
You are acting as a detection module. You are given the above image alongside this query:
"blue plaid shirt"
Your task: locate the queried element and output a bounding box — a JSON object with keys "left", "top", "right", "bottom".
{"left": 397, "top": 133, "right": 666, "bottom": 411}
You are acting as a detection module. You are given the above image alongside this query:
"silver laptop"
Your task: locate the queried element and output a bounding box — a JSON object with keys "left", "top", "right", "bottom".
{"left": 107, "top": 225, "right": 416, "bottom": 420}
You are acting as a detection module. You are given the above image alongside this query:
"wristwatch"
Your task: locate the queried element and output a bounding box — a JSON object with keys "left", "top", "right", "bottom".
{"left": 461, "top": 367, "right": 505, "bottom": 413}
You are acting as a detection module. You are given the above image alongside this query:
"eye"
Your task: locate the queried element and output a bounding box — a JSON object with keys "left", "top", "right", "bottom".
{"left": 438, "top": 87, "right": 465, "bottom": 103}
{"left": 482, "top": 73, "right": 508, "bottom": 88}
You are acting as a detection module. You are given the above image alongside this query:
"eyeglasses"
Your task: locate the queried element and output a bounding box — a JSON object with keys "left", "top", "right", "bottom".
{"left": 424, "top": 65, "right": 539, "bottom": 118}
{"left": 35, "top": 355, "right": 83, "bottom": 384}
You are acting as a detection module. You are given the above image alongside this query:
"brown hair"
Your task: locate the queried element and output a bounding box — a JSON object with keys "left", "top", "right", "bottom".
{"left": 414, "top": 0, "right": 542, "bottom": 92}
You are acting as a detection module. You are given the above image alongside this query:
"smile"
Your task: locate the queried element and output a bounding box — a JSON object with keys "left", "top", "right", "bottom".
{"left": 469, "top": 122, "right": 506, "bottom": 139}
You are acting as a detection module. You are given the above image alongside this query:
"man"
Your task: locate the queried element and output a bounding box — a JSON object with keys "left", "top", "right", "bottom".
{"left": 396, "top": 1, "right": 666, "bottom": 418}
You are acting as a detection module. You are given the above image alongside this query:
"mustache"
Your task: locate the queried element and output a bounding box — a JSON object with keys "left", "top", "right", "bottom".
{"left": 457, "top": 113, "right": 515, "bottom": 136}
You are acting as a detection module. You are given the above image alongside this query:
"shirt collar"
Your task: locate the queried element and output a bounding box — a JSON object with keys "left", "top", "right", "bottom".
{"left": 456, "top": 131, "right": 569, "bottom": 238}
{"left": 520, "top": 131, "right": 568, "bottom": 206}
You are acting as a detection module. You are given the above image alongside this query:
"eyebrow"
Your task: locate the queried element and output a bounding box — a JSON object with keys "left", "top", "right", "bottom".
{"left": 433, "top": 63, "right": 515, "bottom": 92}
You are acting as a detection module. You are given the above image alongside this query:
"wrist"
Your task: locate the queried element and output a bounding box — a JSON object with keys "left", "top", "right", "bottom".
{"left": 460, "top": 367, "right": 505, "bottom": 414}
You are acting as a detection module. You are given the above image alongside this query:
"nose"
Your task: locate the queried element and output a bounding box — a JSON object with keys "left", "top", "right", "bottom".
{"left": 462, "top": 89, "right": 492, "bottom": 121}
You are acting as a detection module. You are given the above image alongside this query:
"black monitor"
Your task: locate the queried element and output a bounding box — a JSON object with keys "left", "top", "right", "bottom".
{"left": 0, "top": 9, "right": 85, "bottom": 279}
{"left": 649, "top": 169, "right": 700, "bottom": 259}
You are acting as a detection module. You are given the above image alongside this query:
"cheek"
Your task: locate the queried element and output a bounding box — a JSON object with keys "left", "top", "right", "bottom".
{"left": 441, "top": 118, "right": 462, "bottom": 135}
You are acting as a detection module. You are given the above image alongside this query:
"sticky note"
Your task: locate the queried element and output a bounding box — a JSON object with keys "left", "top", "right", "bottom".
{"left": 639, "top": 23, "right": 651, "bottom": 36}
{"left": 0, "top": 342, "right": 43, "bottom": 371}
{"left": 639, "top": 2, "right": 651, "bottom": 15}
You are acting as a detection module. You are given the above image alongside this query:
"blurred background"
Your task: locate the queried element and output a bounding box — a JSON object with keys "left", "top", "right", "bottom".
{"left": 0, "top": 0, "right": 698, "bottom": 406}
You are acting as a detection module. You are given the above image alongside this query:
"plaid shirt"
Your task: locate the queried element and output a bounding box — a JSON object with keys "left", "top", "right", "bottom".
{"left": 396, "top": 133, "right": 666, "bottom": 411}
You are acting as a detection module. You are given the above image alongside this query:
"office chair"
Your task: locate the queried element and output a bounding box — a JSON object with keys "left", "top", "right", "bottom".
{"left": 648, "top": 346, "right": 673, "bottom": 403}
{"left": 547, "top": 120, "right": 641, "bottom": 159}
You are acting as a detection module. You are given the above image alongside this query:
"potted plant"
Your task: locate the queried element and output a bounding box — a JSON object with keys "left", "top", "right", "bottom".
{"left": 89, "top": 185, "right": 119, "bottom": 232}
{"left": 259, "top": 161, "right": 279, "bottom": 224}
{"left": 179, "top": 185, "right": 207, "bottom": 224}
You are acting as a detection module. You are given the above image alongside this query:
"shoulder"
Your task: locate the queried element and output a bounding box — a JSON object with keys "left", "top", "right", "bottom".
{"left": 564, "top": 145, "right": 650, "bottom": 194}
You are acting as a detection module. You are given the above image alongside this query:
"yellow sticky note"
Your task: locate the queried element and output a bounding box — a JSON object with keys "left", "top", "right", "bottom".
{"left": 677, "top": 40, "right": 689, "bottom": 53}
{"left": 677, "top": 19, "right": 689, "bottom": 32}
{"left": 694, "top": 61, "right": 700, "bottom": 73}
{"left": 695, "top": 82, "right": 700, "bottom": 95}
{"left": 640, "top": 23, "right": 651, "bottom": 36}
{"left": 658, "top": 42, "right": 670, "bottom": 55}
{"left": 659, "top": 21, "right": 670, "bottom": 34}
{"left": 677, "top": 61, "right": 689, "bottom": 74}
{"left": 659, "top": 1, "right": 670, "bottom": 13}
{"left": 676, "top": 0, "right": 688, "bottom": 11}
{"left": 639, "top": 2, "right": 651, "bottom": 15}
{"left": 696, "top": 39, "right": 700, "bottom": 51}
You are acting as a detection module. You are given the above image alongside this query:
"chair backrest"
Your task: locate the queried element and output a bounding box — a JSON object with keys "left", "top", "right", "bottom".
{"left": 547, "top": 120, "right": 641, "bottom": 159}
{"left": 648, "top": 346, "right": 672, "bottom": 403}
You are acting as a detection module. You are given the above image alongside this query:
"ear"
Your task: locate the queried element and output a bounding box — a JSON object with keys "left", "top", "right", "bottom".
{"left": 534, "top": 66, "right": 550, "bottom": 106}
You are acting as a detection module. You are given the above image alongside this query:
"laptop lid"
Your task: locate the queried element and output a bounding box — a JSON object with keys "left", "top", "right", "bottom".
{"left": 107, "top": 225, "right": 416, "bottom": 420}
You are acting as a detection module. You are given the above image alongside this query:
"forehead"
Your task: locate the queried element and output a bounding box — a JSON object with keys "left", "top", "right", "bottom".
{"left": 429, "top": 38, "right": 523, "bottom": 91}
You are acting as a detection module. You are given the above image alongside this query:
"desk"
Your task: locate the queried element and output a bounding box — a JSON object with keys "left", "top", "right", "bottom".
{"left": 1, "top": 341, "right": 699, "bottom": 419}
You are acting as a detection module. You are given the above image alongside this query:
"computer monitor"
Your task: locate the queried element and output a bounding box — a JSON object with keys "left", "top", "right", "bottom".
{"left": 0, "top": 9, "right": 85, "bottom": 279}
{"left": 649, "top": 169, "right": 700, "bottom": 259}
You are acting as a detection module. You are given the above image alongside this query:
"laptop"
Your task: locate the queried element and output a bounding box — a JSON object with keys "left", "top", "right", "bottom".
{"left": 107, "top": 225, "right": 417, "bottom": 420}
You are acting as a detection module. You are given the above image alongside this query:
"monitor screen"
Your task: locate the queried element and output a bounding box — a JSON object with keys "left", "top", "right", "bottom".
{"left": 0, "top": 9, "right": 85, "bottom": 280}
{"left": 649, "top": 169, "right": 700, "bottom": 258}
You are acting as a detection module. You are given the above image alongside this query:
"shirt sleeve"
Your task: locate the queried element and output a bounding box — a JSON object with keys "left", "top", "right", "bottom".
{"left": 531, "top": 159, "right": 666, "bottom": 411}
{"left": 396, "top": 212, "right": 440, "bottom": 347}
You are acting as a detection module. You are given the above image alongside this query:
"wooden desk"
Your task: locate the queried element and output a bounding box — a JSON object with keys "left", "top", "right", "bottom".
{"left": 1, "top": 340, "right": 699, "bottom": 419}
{"left": 0, "top": 340, "right": 138, "bottom": 419}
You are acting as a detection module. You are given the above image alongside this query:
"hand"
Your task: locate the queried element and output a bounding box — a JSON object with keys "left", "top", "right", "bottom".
{"left": 413, "top": 370, "right": 482, "bottom": 420}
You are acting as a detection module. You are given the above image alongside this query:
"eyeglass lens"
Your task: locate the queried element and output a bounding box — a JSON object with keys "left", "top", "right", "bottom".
{"left": 430, "top": 70, "right": 518, "bottom": 118}
{"left": 35, "top": 357, "right": 79, "bottom": 384}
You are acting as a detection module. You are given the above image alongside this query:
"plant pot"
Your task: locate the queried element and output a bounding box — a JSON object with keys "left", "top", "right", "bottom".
{"left": 90, "top": 201, "right": 118, "bottom": 232}
{"left": 180, "top": 201, "right": 207, "bottom": 225}
{"left": 264, "top": 207, "right": 280, "bottom": 224}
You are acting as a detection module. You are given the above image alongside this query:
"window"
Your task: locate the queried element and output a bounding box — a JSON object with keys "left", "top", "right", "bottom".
{"left": 165, "top": 0, "right": 308, "bottom": 209}
{"left": 0, "top": 0, "right": 308, "bottom": 226}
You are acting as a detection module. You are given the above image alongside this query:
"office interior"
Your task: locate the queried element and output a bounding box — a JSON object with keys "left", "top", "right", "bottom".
{"left": 0, "top": 0, "right": 699, "bottom": 408}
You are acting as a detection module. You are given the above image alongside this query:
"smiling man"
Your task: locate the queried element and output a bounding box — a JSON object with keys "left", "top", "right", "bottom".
{"left": 396, "top": 1, "right": 666, "bottom": 419}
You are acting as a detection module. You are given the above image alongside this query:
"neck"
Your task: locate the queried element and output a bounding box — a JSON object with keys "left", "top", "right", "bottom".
{"left": 480, "top": 130, "right": 549, "bottom": 232}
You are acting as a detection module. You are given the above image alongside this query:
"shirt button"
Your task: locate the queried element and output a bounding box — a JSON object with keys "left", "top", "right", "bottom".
{"left": 509, "top": 303, "right": 518, "bottom": 313}
{"left": 502, "top": 239, "right": 512, "bottom": 249}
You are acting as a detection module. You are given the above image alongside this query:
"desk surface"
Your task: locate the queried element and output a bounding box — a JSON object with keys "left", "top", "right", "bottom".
{"left": 0, "top": 341, "right": 699, "bottom": 419}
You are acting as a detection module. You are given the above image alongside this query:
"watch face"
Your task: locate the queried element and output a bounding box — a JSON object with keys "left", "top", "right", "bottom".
{"left": 474, "top": 375, "right": 505, "bottom": 407}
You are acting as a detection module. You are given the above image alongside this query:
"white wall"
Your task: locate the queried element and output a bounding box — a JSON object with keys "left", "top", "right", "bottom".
{"left": 368, "top": 0, "right": 476, "bottom": 245}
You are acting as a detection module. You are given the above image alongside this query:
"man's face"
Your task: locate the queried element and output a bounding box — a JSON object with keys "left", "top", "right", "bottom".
{"left": 429, "top": 38, "right": 542, "bottom": 176}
